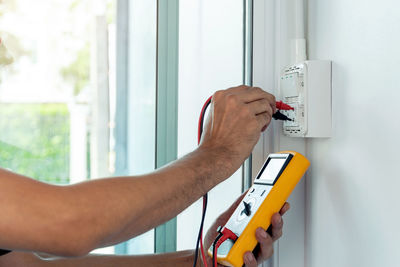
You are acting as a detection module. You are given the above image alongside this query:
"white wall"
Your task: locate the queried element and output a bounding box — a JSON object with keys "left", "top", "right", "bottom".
{"left": 305, "top": 1, "right": 400, "bottom": 266}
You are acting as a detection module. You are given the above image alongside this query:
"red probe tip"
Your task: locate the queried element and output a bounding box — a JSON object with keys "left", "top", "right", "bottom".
{"left": 276, "top": 101, "right": 294, "bottom": 111}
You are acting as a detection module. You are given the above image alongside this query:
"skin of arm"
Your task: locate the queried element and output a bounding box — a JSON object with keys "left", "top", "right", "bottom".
{"left": 0, "top": 193, "right": 289, "bottom": 267}
{"left": 0, "top": 86, "right": 276, "bottom": 257}
{"left": 0, "top": 250, "right": 198, "bottom": 267}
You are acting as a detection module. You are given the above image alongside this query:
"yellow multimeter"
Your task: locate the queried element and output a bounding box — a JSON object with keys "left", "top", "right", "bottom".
{"left": 208, "top": 151, "right": 310, "bottom": 267}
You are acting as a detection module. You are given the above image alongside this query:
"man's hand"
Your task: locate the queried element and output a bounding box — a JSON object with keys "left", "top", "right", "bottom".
{"left": 199, "top": 86, "right": 276, "bottom": 181}
{"left": 203, "top": 192, "right": 290, "bottom": 267}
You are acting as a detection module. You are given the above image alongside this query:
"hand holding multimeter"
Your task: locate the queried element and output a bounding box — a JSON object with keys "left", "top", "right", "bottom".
{"left": 207, "top": 151, "right": 310, "bottom": 267}
{"left": 203, "top": 192, "right": 290, "bottom": 267}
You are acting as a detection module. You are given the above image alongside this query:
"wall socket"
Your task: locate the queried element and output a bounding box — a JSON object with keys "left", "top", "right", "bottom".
{"left": 280, "top": 60, "right": 332, "bottom": 138}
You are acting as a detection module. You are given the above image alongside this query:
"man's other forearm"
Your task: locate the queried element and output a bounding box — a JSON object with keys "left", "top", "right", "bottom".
{"left": 75, "top": 147, "right": 234, "bottom": 249}
{"left": 0, "top": 251, "right": 201, "bottom": 267}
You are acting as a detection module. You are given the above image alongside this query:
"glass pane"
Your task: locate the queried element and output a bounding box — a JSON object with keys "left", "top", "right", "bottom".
{"left": 0, "top": 0, "right": 117, "bottom": 254}
{"left": 114, "top": 0, "right": 157, "bottom": 254}
{"left": 177, "top": 0, "right": 244, "bottom": 250}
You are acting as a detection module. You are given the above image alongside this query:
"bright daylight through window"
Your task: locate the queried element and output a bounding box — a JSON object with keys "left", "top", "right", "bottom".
{"left": 0, "top": 0, "right": 116, "bottom": 253}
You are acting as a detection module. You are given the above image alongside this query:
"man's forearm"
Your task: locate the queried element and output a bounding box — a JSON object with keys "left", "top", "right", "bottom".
{"left": 97, "top": 146, "right": 236, "bottom": 246}
{"left": 47, "top": 251, "right": 199, "bottom": 267}
{"left": 0, "top": 251, "right": 201, "bottom": 267}
{"left": 66, "top": 147, "right": 234, "bottom": 250}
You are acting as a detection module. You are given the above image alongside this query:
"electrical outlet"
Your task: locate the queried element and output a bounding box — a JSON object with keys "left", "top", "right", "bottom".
{"left": 280, "top": 60, "right": 332, "bottom": 138}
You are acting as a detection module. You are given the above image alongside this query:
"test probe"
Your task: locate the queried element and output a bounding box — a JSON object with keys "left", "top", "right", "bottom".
{"left": 273, "top": 101, "right": 294, "bottom": 121}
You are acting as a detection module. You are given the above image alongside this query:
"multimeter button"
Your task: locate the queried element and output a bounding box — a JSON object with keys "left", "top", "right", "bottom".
{"left": 242, "top": 201, "right": 252, "bottom": 216}
{"left": 250, "top": 188, "right": 255, "bottom": 193}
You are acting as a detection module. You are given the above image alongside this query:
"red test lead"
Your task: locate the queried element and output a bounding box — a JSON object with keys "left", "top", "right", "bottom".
{"left": 193, "top": 96, "right": 213, "bottom": 267}
{"left": 212, "top": 227, "right": 238, "bottom": 267}
{"left": 276, "top": 101, "right": 294, "bottom": 111}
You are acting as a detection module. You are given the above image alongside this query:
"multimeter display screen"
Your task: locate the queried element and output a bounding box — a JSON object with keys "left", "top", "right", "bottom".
{"left": 256, "top": 157, "right": 288, "bottom": 184}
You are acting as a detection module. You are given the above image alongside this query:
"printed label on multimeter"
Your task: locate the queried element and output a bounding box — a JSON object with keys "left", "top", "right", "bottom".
{"left": 209, "top": 151, "right": 310, "bottom": 267}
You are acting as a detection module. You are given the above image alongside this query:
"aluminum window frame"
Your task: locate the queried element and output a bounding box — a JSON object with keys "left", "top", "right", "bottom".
{"left": 154, "top": 0, "right": 179, "bottom": 253}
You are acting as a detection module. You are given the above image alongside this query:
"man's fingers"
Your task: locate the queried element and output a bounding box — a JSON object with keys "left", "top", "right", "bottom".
{"left": 256, "top": 112, "right": 272, "bottom": 131}
{"left": 270, "top": 214, "right": 284, "bottom": 241}
{"left": 238, "top": 86, "right": 275, "bottom": 104}
{"left": 255, "top": 228, "right": 274, "bottom": 261}
{"left": 240, "top": 87, "right": 265, "bottom": 102}
{"left": 248, "top": 99, "right": 274, "bottom": 116}
{"left": 247, "top": 87, "right": 276, "bottom": 114}
{"left": 223, "top": 85, "right": 251, "bottom": 95}
{"left": 231, "top": 85, "right": 251, "bottom": 92}
{"left": 269, "top": 93, "right": 277, "bottom": 114}
{"left": 280, "top": 202, "right": 290, "bottom": 215}
{"left": 253, "top": 90, "right": 276, "bottom": 114}
{"left": 243, "top": 251, "right": 258, "bottom": 267}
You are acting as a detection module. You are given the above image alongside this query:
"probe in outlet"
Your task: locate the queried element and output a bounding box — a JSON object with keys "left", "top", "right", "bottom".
{"left": 276, "top": 101, "right": 294, "bottom": 111}
{"left": 273, "top": 110, "right": 293, "bottom": 121}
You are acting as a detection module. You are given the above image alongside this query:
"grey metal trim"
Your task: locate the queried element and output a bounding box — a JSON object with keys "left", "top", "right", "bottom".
{"left": 114, "top": 0, "right": 129, "bottom": 255}
{"left": 154, "top": 0, "right": 179, "bottom": 253}
{"left": 242, "top": 0, "right": 254, "bottom": 192}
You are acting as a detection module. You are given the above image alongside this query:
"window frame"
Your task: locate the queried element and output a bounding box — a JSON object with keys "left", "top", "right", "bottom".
{"left": 114, "top": 0, "right": 158, "bottom": 255}
{"left": 154, "top": 0, "right": 179, "bottom": 253}
{"left": 114, "top": 0, "right": 179, "bottom": 254}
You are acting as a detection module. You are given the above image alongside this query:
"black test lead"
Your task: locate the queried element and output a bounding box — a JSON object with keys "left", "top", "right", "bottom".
{"left": 272, "top": 110, "right": 293, "bottom": 121}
